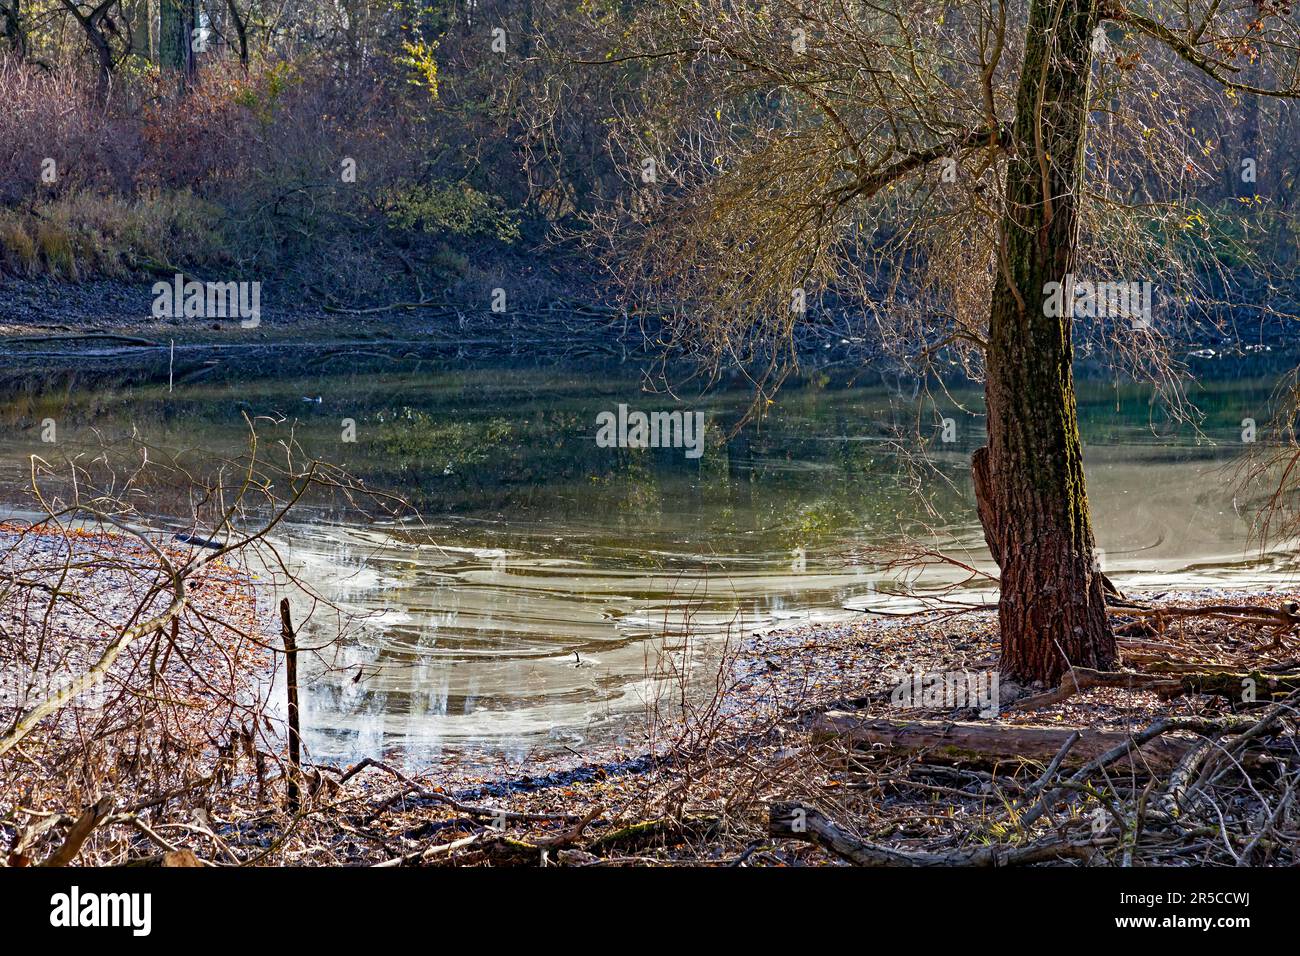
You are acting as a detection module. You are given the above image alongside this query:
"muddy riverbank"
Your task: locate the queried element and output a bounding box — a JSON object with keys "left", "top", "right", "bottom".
{"left": 8, "top": 570, "right": 1299, "bottom": 866}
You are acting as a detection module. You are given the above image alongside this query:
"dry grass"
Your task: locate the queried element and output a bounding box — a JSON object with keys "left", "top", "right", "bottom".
{"left": 35, "top": 222, "right": 77, "bottom": 280}
{"left": 0, "top": 193, "right": 231, "bottom": 281}
{"left": 0, "top": 219, "right": 37, "bottom": 276}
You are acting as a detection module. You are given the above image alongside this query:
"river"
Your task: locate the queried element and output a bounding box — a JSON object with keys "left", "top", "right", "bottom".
{"left": 1, "top": 339, "right": 1295, "bottom": 765}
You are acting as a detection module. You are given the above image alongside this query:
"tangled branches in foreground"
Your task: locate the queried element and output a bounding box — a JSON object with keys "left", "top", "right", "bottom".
{"left": 9, "top": 590, "right": 1297, "bottom": 867}
{"left": 0, "top": 418, "right": 410, "bottom": 867}
{"left": 4, "top": 418, "right": 1299, "bottom": 867}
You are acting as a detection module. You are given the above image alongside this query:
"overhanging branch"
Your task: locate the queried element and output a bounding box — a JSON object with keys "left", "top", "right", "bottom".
{"left": 832, "top": 123, "right": 1015, "bottom": 205}
{"left": 1107, "top": 4, "right": 1300, "bottom": 99}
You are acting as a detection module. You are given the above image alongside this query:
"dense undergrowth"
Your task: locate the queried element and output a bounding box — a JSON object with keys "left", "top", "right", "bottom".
{"left": 0, "top": 51, "right": 541, "bottom": 307}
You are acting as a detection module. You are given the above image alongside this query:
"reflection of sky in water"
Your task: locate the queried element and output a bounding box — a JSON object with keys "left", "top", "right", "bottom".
{"left": 279, "top": 442, "right": 1299, "bottom": 766}
{"left": 2, "top": 347, "right": 1297, "bottom": 765}
{"left": 276, "top": 518, "right": 883, "bottom": 764}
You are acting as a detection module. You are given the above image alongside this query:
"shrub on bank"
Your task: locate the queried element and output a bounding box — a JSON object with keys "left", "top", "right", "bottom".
{"left": 0, "top": 56, "right": 526, "bottom": 300}
{"left": 0, "top": 59, "right": 141, "bottom": 205}
{"left": 0, "top": 193, "right": 231, "bottom": 281}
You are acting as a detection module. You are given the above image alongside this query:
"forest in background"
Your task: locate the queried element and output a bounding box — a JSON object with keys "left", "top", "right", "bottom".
{"left": 0, "top": 0, "right": 623, "bottom": 311}
{"left": 0, "top": 0, "right": 1298, "bottom": 326}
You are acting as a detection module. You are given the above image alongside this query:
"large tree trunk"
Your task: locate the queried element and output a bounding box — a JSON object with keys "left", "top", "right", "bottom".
{"left": 125, "top": 0, "right": 152, "bottom": 61}
{"left": 978, "top": 0, "right": 1116, "bottom": 685}
{"left": 158, "top": 0, "right": 194, "bottom": 80}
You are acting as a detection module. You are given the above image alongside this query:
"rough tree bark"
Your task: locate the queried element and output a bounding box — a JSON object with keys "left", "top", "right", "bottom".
{"left": 158, "top": 0, "right": 194, "bottom": 80}
{"left": 977, "top": 0, "right": 1116, "bottom": 685}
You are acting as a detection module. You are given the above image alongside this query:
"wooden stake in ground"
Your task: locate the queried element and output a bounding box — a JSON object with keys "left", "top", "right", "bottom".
{"left": 280, "top": 598, "right": 302, "bottom": 811}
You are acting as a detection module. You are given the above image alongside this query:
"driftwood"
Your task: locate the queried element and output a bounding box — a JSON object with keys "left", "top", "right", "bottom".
{"left": 812, "top": 711, "right": 1223, "bottom": 772}
{"left": 322, "top": 299, "right": 453, "bottom": 315}
{"left": 2, "top": 332, "right": 161, "bottom": 347}
{"left": 1009, "top": 666, "right": 1300, "bottom": 711}
{"left": 785, "top": 699, "right": 1300, "bottom": 867}
{"left": 1143, "top": 666, "right": 1300, "bottom": 701}
{"left": 769, "top": 802, "right": 1095, "bottom": 866}
{"left": 1114, "top": 602, "right": 1300, "bottom": 627}
{"left": 372, "top": 833, "right": 484, "bottom": 867}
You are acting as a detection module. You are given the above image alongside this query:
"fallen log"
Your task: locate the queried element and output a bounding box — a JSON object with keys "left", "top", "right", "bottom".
{"left": 769, "top": 802, "right": 1095, "bottom": 866}
{"left": 812, "top": 712, "right": 1206, "bottom": 772}
{"left": 1142, "top": 664, "right": 1300, "bottom": 701}
{"left": 1107, "top": 602, "right": 1300, "bottom": 649}
{"left": 1009, "top": 667, "right": 1300, "bottom": 711}
{"left": 2, "top": 332, "right": 161, "bottom": 348}
{"left": 1117, "top": 602, "right": 1300, "bottom": 627}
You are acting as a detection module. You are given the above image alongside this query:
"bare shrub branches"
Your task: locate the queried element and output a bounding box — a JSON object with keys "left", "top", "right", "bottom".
{"left": 0, "top": 415, "right": 414, "bottom": 865}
